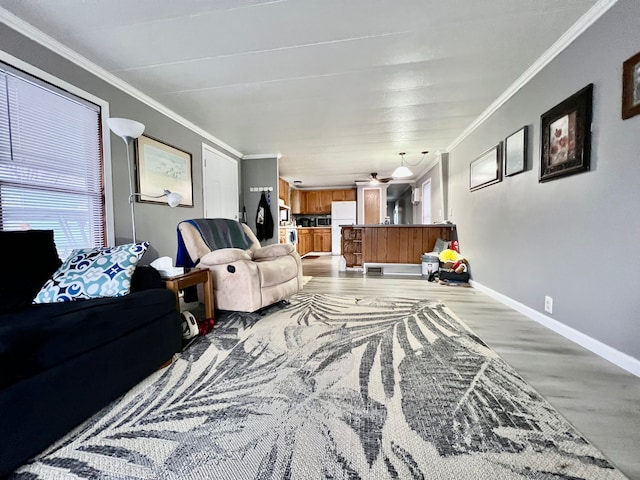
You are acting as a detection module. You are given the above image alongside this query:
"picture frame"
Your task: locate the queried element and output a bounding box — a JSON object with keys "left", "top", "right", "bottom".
{"left": 539, "top": 84, "right": 593, "bottom": 183}
{"left": 622, "top": 51, "right": 640, "bottom": 120}
{"left": 135, "top": 135, "right": 193, "bottom": 207}
{"left": 469, "top": 142, "right": 502, "bottom": 191}
{"left": 504, "top": 126, "right": 528, "bottom": 177}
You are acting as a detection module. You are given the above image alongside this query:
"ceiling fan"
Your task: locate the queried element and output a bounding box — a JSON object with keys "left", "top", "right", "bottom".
{"left": 354, "top": 172, "right": 392, "bottom": 185}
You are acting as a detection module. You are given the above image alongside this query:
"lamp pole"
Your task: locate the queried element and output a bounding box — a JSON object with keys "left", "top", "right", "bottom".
{"left": 122, "top": 136, "right": 137, "bottom": 242}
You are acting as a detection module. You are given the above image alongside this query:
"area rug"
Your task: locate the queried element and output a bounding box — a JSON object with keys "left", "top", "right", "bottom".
{"left": 14, "top": 294, "right": 626, "bottom": 479}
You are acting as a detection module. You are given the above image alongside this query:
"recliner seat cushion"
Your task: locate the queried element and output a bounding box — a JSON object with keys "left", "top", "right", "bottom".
{"left": 0, "top": 289, "right": 176, "bottom": 389}
{"left": 255, "top": 255, "right": 298, "bottom": 288}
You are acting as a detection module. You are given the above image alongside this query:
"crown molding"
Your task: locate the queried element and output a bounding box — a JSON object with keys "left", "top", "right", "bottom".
{"left": 446, "top": 0, "right": 619, "bottom": 152}
{"left": 0, "top": 7, "right": 243, "bottom": 158}
{"left": 243, "top": 153, "right": 282, "bottom": 160}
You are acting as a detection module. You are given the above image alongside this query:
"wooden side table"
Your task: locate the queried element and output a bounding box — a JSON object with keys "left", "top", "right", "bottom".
{"left": 163, "top": 269, "right": 214, "bottom": 321}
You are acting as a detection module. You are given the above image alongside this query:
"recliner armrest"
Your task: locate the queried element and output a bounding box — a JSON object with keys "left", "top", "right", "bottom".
{"left": 199, "top": 248, "right": 252, "bottom": 266}
{"left": 252, "top": 243, "right": 295, "bottom": 260}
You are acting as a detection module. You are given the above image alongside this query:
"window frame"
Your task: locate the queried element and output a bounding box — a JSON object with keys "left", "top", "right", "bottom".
{"left": 0, "top": 49, "right": 114, "bottom": 246}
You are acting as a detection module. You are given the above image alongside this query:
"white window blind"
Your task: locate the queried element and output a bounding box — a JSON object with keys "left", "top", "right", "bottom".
{"left": 0, "top": 64, "right": 104, "bottom": 260}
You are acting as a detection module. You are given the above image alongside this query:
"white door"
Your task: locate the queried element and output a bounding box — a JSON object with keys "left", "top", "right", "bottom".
{"left": 202, "top": 144, "right": 238, "bottom": 219}
{"left": 421, "top": 179, "right": 432, "bottom": 224}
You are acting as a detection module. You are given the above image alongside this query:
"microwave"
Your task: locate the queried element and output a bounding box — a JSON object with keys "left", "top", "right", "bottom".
{"left": 316, "top": 216, "right": 331, "bottom": 226}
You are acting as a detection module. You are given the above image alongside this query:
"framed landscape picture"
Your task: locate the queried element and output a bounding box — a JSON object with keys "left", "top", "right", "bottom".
{"left": 470, "top": 143, "right": 502, "bottom": 191}
{"left": 622, "top": 51, "right": 640, "bottom": 120}
{"left": 135, "top": 135, "right": 193, "bottom": 207}
{"left": 504, "top": 125, "right": 528, "bottom": 177}
{"left": 539, "top": 84, "right": 593, "bottom": 183}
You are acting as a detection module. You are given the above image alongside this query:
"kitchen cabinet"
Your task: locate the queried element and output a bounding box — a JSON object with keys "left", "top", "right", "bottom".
{"left": 331, "top": 189, "right": 356, "bottom": 202}
{"left": 278, "top": 177, "right": 290, "bottom": 206}
{"left": 296, "top": 228, "right": 312, "bottom": 256}
{"left": 305, "top": 191, "right": 321, "bottom": 214}
{"left": 291, "top": 189, "right": 356, "bottom": 214}
{"left": 313, "top": 228, "right": 331, "bottom": 252}
{"left": 291, "top": 189, "right": 304, "bottom": 214}
{"left": 321, "top": 191, "right": 333, "bottom": 213}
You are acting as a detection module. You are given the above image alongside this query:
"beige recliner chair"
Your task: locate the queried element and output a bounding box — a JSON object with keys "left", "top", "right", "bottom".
{"left": 178, "top": 220, "right": 302, "bottom": 312}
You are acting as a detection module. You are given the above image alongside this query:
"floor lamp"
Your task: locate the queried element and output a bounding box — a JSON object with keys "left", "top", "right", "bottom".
{"left": 108, "top": 118, "right": 184, "bottom": 243}
{"left": 107, "top": 117, "right": 146, "bottom": 242}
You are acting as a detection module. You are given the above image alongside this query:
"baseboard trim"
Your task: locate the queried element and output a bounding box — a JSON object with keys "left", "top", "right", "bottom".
{"left": 470, "top": 280, "right": 640, "bottom": 378}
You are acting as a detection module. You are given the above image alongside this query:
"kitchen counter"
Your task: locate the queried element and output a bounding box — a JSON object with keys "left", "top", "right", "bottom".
{"left": 347, "top": 223, "right": 456, "bottom": 228}
{"left": 341, "top": 224, "right": 457, "bottom": 267}
{"left": 281, "top": 226, "right": 332, "bottom": 230}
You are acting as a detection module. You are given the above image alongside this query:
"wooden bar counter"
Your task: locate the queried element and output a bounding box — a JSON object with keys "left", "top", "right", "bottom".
{"left": 341, "top": 224, "right": 456, "bottom": 267}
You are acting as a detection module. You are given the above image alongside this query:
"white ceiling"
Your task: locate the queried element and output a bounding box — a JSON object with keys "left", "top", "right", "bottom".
{"left": 0, "top": 0, "right": 600, "bottom": 187}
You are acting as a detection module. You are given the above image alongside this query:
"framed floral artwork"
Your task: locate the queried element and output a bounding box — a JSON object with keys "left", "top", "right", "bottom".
{"left": 539, "top": 84, "right": 593, "bottom": 183}
{"left": 622, "top": 51, "right": 640, "bottom": 120}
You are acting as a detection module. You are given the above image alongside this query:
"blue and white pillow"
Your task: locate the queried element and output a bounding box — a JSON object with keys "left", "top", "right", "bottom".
{"left": 33, "top": 242, "right": 149, "bottom": 304}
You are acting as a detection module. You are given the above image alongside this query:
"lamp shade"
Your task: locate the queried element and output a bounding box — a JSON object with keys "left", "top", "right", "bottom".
{"left": 165, "top": 191, "right": 182, "bottom": 207}
{"left": 107, "top": 117, "right": 145, "bottom": 139}
{"left": 392, "top": 165, "right": 413, "bottom": 178}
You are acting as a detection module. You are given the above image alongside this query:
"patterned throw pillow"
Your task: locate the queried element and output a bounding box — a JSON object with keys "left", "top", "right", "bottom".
{"left": 33, "top": 242, "right": 149, "bottom": 304}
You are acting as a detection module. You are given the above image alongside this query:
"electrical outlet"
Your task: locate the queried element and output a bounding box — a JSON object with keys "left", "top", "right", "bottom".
{"left": 544, "top": 296, "right": 553, "bottom": 314}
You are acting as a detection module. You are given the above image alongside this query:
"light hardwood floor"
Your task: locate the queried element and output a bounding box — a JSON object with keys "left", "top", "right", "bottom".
{"left": 300, "top": 255, "right": 640, "bottom": 479}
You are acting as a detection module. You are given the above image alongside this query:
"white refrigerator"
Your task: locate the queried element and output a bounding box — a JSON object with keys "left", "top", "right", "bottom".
{"left": 331, "top": 201, "right": 357, "bottom": 255}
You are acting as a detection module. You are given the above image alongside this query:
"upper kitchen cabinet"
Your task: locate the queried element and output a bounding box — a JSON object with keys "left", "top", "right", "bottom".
{"left": 278, "top": 177, "right": 290, "bottom": 206}
{"left": 306, "top": 190, "right": 322, "bottom": 214}
{"left": 336, "top": 189, "right": 356, "bottom": 202}
{"left": 291, "top": 188, "right": 305, "bottom": 214}
{"left": 291, "top": 188, "right": 356, "bottom": 214}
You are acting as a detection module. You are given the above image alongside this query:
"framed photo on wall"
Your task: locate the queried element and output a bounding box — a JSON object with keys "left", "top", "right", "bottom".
{"left": 135, "top": 135, "right": 193, "bottom": 207}
{"left": 504, "top": 125, "right": 528, "bottom": 177}
{"left": 622, "top": 51, "right": 640, "bottom": 120}
{"left": 469, "top": 142, "right": 502, "bottom": 191}
{"left": 539, "top": 84, "right": 593, "bottom": 183}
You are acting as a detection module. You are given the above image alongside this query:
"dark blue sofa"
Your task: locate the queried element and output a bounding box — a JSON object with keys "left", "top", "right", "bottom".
{"left": 0, "top": 230, "right": 182, "bottom": 477}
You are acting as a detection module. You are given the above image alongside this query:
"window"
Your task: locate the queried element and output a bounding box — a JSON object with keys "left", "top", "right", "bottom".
{"left": 0, "top": 63, "right": 104, "bottom": 260}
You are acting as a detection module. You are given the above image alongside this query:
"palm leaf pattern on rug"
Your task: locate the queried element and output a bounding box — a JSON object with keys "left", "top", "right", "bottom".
{"left": 14, "top": 294, "right": 626, "bottom": 479}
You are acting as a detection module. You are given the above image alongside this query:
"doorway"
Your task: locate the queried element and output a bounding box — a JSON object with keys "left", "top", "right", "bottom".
{"left": 202, "top": 144, "right": 238, "bottom": 219}
{"left": 421, "top": 179, "right": 432, "bottom": 224}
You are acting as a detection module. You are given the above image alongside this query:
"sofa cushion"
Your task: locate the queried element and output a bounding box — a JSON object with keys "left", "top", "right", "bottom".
{"left": 33, "top": 242, "right": 149, "bottom": 304}
{"left": 0, "top": 230, "right": 62, "bottom": 314}
{"left": 0, "top": 289, "right": 176, "bottom": 389}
